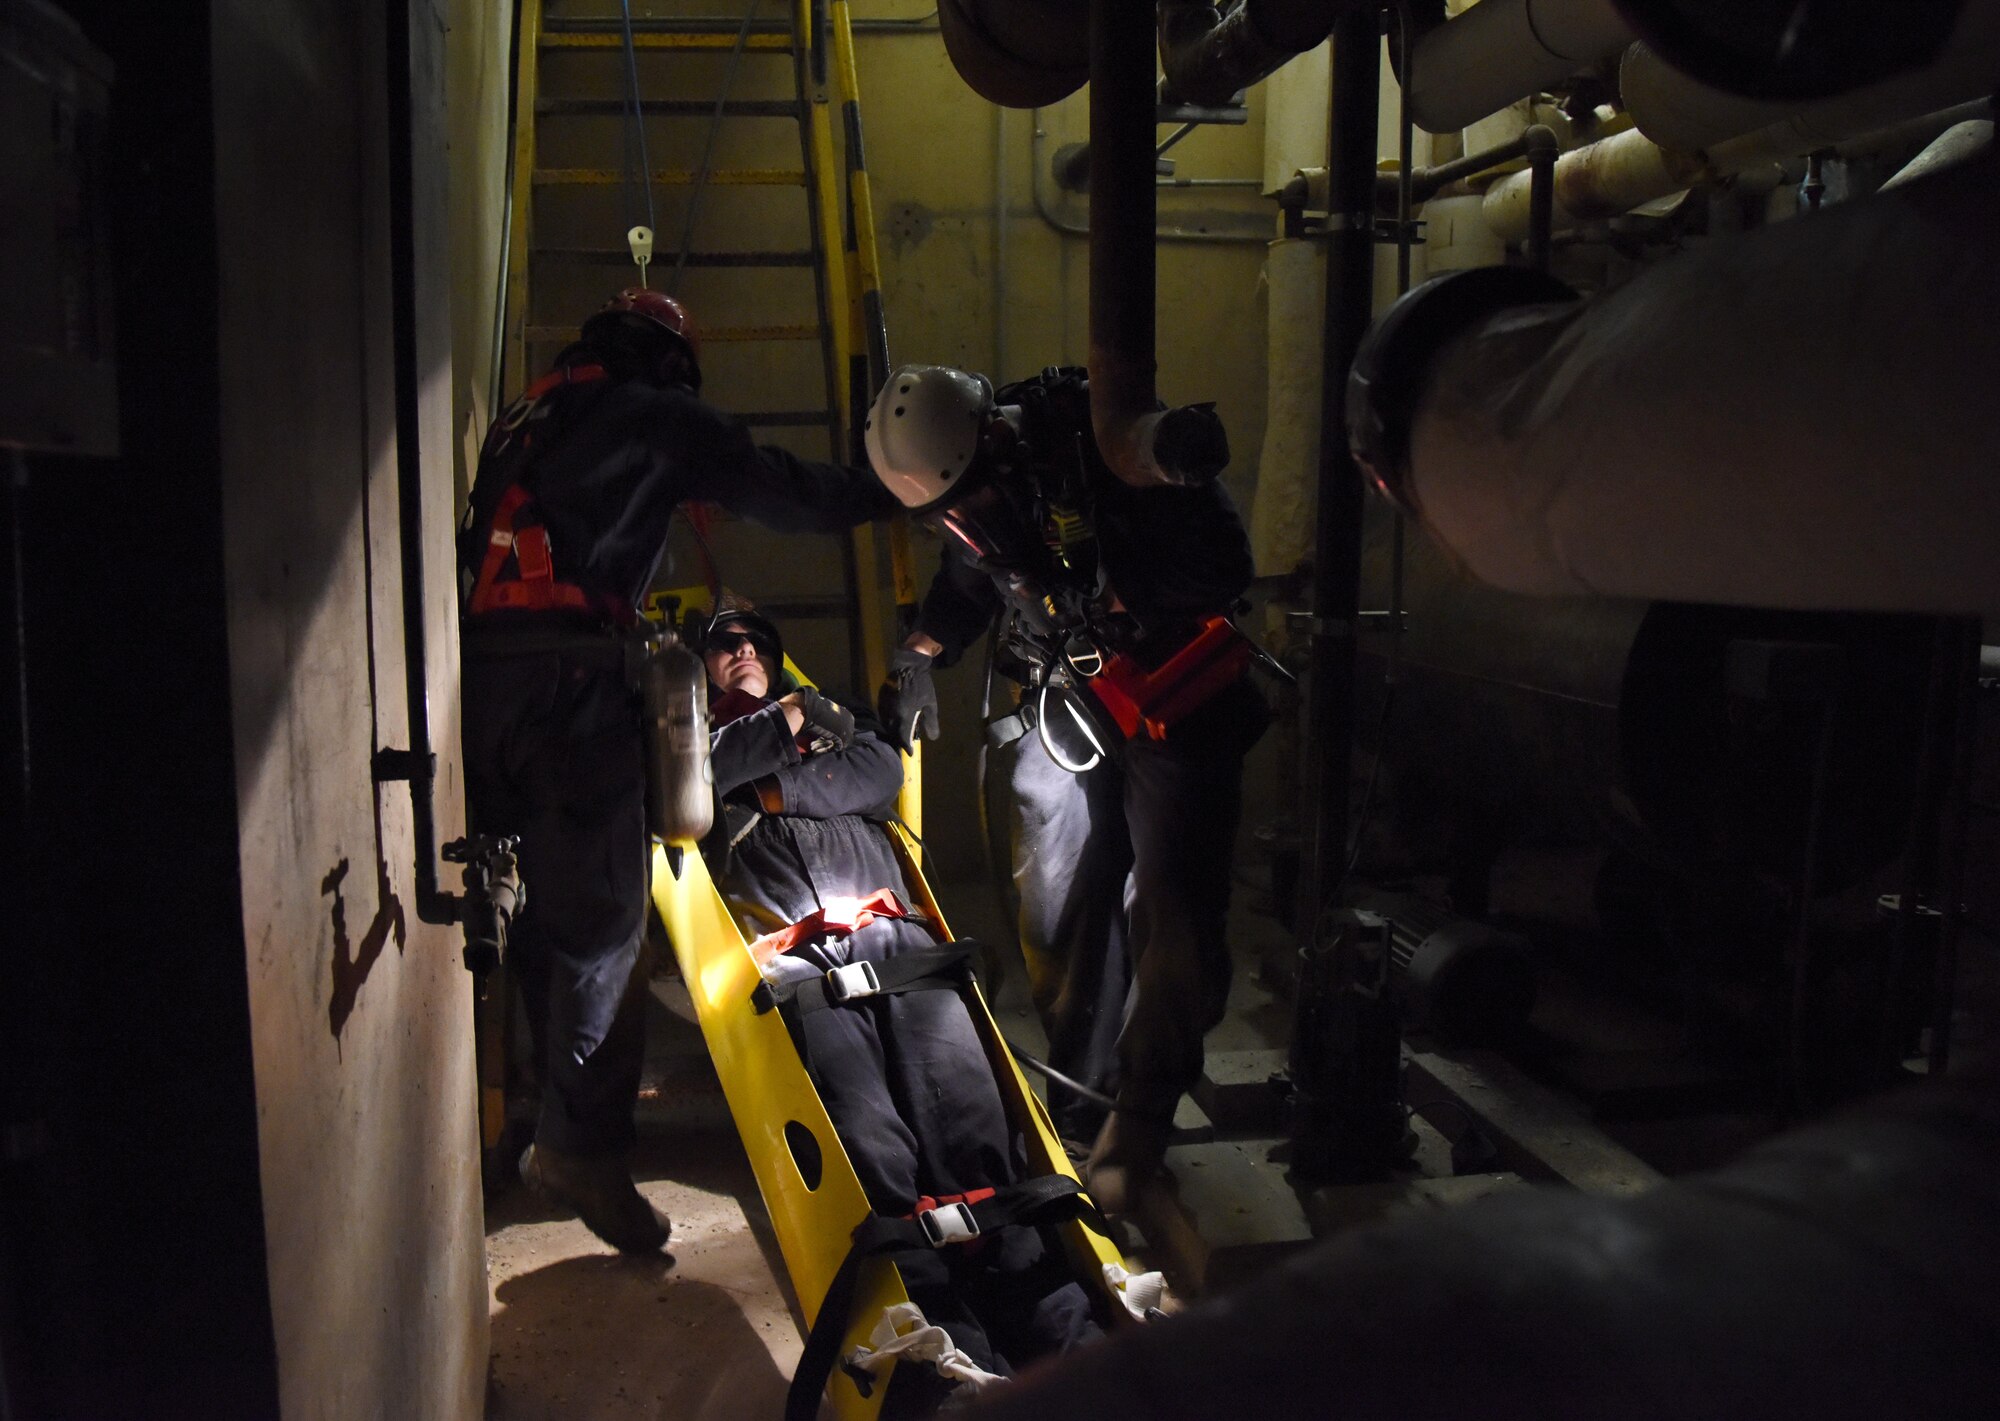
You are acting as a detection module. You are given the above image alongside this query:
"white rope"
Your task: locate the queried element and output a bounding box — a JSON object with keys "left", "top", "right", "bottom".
{"left": 843, "top": 1302, "right": 1009, "bottom": 1393}
{"left": 1102, "top": 1262, "right": 1167, "bottom": 1321}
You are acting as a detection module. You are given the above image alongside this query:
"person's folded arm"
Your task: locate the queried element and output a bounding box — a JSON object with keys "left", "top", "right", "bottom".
{"left": 708, "top": 703, "right": 801, "bottom": 797}
{"left": 762, "top": 720, "right": 904, "bottom": 820}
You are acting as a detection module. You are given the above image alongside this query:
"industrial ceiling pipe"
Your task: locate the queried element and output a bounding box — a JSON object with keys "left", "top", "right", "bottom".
{"left": 1157, "top": 0, "right": 1349, "bottom": 109}
{"left": 1353, "top": 148, "right": 2000, "bottom": 616}
{"left": 1401, "top": 0, "right": 1635, "bottom": 134}
{"left": 938, "top": 0, "right": 1089, "bottom": 107}
{"left": 1087, "top": 0, "right": 1230, "bottom": 486}
{"left": 1619, "top": 0, "right": 2000, "bottom": 152}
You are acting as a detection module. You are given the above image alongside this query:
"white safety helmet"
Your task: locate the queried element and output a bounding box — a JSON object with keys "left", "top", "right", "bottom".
{"left": 864, "top": 364, "right": 996, "bottom": 513}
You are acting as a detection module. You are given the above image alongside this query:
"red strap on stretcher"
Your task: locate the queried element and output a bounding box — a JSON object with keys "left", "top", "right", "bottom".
{"left": 907, "top": 1186, "right": 996, "bottom": 1219}
{"left": 747, "top": 887, "right": 936, "bottom": 965}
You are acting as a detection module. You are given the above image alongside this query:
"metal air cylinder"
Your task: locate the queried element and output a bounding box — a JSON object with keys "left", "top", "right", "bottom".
{"left": 641, "top": 634, "right": 714, "bottom": 843}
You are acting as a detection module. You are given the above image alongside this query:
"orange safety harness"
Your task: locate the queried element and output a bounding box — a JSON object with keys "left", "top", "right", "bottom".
{"left": 465, "top": 362, "right": 631, "bottom": 622}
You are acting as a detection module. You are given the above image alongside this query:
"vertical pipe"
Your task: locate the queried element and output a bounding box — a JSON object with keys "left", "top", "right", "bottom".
{"left": 1524, "top": 122, "right": 1556, "bottom": 271}
{"left": 383, "top": 0, "right": 453, "bottom": 924}
{"left": 1299, "top": 6, "right": 1379, "bottom": 941}
{"left": 1929, "top": 618, "right": 1982, "bottom": 1073}
{"left": 1086, "top": 0, "right": 1158, "bottom": 479}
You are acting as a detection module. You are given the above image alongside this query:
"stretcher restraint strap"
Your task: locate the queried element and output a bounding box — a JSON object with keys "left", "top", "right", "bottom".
{"left": 759, "top": 943, "right": 975, "bottom": 1018}
{"left": 784, "top": 1175, "right": 1109, "bottom": 1421}
{"left": 745, "top": 886, "right": 933, "bottom": 966}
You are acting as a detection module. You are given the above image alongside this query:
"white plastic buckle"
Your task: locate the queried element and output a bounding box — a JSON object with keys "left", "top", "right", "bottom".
{"left": 917, "top": 1201, "right": 980, "bottom": 1247}
{"left": 824, "top": 960, "right": 881, "bottom": 1004}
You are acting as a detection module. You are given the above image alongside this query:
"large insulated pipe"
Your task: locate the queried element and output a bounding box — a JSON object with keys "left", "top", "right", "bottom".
{"left": 1371, "top": 148, "right": 2000, "bottom": 615}
{"left": 1479, "top": 97, "right": 1994, "bottom": 243}
{"left": 1619, "top": 0, "right": 2000, "bottom": 152}
{"left": 938, "top": 0, "right": 1089, "bottom": 107}
{"left": 1157, "top": 0, "right": 1345, "bottom": 109}
{"left": 970, "top": 1072, "right": 2000, "bottom": 1420}
{"left": 1404, "top": 0, "right": 1634, "bottom": 134}
{"left": 1087, "top": 0, "right": 1229, "bottom": 487}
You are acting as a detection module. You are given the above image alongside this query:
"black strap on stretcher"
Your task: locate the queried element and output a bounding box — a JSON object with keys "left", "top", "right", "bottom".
{"left": 753, "top": 943, "right": 975, "bottom": 1019}
{"left": 784, "top": 1173, "right": 1108, "bottom": 1421}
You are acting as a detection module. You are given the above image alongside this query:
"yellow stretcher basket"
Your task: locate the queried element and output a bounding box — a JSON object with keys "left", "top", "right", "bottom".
{"left": 646, "top": 615, "right": 1131, "bottom": 1418}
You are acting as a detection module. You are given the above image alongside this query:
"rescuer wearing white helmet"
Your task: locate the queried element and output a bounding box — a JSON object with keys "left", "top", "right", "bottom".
{"left": 865, "top": 362, "right": 1269, "bottom": 1214}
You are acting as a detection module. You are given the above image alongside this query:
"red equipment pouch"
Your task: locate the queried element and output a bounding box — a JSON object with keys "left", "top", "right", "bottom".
{"left": 1087, "top": 615, "right": 1252, "bottom": 741}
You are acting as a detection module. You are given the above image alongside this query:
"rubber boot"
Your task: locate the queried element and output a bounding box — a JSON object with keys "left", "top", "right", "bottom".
{"left": 519, "top": 1142, "right": 671, "bottom": 1254}
{"left": 1082, "top": 1110, "right": 1171, "bottom": 1216}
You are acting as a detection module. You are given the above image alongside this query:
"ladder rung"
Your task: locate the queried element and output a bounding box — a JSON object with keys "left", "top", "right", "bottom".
{"left": 541, "top": 31, "right": 794, "bottom": 52}
{"left": 544, "top": 17, "right": 796, "bottom": 37}
{"left": 736, "top": 411, "right": 839, "bottom": 427}
{"left": 532, "top": 247, "right": 815, "bottom": 268}
{"left": 534, "top": 168, "right": 806, "bottom": 186}
{"left": 526, "top": 324, "right": 822, "bottom": 344}
{"left": 536, "top": 97, "right": 803, "bottom": 119}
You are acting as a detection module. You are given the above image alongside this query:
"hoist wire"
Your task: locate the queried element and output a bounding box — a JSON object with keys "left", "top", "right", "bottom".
{"left": 615, "top": 0, "right": 656, "bottom": 252}
{"left": 672, "top": 0, "right": 763, "bottom": 290}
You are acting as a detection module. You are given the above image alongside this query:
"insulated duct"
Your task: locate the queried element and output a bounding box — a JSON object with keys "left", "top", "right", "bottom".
{"left": 1383, "top": 149, "right": 2000, "bottom": 615}
{"left": 1619, "top": 0, "right": 2000, "bottom": 152}
{"left": 969, "top": 1073, "right": 2000, "bottom": 1420}
{"left": 1403, "top": 0, "right": 1635, "bottom": 133}
{"left": 938, "top": 0, "right": 1088, "bottom": 107}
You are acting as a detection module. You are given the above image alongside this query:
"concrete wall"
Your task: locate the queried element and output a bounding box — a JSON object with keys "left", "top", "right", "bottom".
{"left": 212, "top": 1, "right": 486, "bottom": 1416}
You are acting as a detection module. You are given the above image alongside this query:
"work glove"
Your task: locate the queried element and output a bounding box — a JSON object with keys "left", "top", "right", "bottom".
{"left": 878, "top": 646, "right": 940, "bottom": 753}
{"left": 791, "top": 686, "right": 856, "bottom": 755}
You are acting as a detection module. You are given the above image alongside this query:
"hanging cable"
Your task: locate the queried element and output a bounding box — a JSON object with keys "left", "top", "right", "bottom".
{"left": 615, "top": 0, "right": 657, "bottom": 285}
{"left": 671, "top": 0, "right": 763, "bottom": 291}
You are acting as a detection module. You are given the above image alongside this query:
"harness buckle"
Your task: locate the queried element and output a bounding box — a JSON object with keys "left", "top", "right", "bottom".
{"left": 824, "top": 960, "right": 881, "bottom": 1004}
{"left": 917, "top": 1201, "right": 980, "bottom": 1247}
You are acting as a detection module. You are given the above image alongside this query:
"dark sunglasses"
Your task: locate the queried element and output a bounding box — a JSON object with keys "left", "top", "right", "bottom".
{"left": 710, "top": 627, "right": 777, "bottom": 657}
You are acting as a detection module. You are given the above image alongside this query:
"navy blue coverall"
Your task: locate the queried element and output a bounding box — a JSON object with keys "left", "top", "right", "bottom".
{"left": 704, "top": 698, "right": 1098, "bottom": 1404}
{"left": 459, "top": 371, "right": 891, "bottom": 1158}
{"left": 915, "top": 476, "right": 1268, "bottom": 1142}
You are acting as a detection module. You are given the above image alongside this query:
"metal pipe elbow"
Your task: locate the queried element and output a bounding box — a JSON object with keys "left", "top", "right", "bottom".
{"left": 1158, "top": 0, "right": 1344, "bottom": 110}
{"left": 1090, "top": 394, "right": 1231, "bottom": 489}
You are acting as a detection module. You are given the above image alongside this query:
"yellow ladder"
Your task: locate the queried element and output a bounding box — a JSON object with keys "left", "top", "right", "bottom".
{"left": 502, "top": 0, "right": 919, "bottom": 774}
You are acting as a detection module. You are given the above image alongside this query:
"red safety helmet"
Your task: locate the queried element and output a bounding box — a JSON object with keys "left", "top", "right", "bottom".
{"left": 581, "top": 288, "right": 702, "bottom": 387}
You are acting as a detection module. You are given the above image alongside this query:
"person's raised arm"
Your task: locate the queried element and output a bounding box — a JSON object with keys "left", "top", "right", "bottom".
{"left": 679, "top": 395, "right": 895, "bottom": 533}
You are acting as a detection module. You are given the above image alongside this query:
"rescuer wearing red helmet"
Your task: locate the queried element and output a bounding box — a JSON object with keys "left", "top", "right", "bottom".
{"left": 458, "top": 290, "right": 893, "bottom": 1253}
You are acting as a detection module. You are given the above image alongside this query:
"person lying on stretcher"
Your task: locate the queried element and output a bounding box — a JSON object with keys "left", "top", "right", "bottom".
{"left": 696, "top": 604, "right": 1102, "bottom": 1413}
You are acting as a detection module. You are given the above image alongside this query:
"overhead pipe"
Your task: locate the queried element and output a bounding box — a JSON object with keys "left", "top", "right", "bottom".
{"left": 1087, "top": 0, "right": 1230, "bottom": 486}
{"left": 1361, "top": 148, "right": 2000, "bottom": 616}
{"left": 1157, "top": 0, "right": 1348, "bottom": 109}
{"left": 1619, "top": 0, "right": 2000, "bottom": 153}
{"left": 1402, "top": 0, "right": 1634, "bottom": 134}
{"left": 938, "top": 0, "right": 1089, "bottom": 107}
{"left": 1479, "top": 96, "right": 1995, "bottom": 243}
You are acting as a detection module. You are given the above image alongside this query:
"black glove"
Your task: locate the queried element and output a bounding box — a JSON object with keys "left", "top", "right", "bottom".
{"left": 791, "top": 686, "right": 856, "bottom": 755}
{"left": 878, "top": 646, "right": 940, "bottom": 752}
